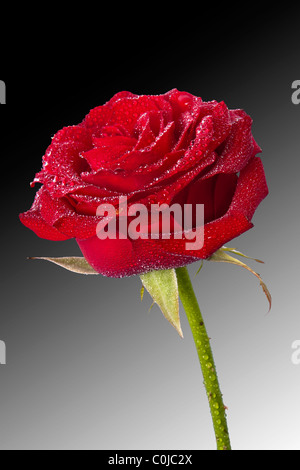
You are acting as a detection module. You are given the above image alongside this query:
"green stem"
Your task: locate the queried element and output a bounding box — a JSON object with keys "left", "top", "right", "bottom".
{"left": 176, "top": 266, "right": 231, "bottom": 450}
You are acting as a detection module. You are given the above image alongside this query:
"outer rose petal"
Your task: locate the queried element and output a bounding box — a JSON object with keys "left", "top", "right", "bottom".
{"left": 20, "top": 209, "right": 70, "bottom": 241}
{"left": 20, "top": 187, "right": 104, "bottom": 240}
{"left": 76, "top": 212, "right": 252, "bottom": 277}
{"left": 19, "top": 190, "right": 71, "bottom": 241}
{"left": 76, "top": 236, "right": 195, "bottom": 278}
{"left": 204, "top": 110, "right": 259, "bottom": 179}
{"left": 228, "top": 156, "right": 268, "bottom": 220}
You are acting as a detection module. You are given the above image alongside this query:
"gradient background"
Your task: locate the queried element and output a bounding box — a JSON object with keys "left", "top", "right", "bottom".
{"left": 1, "top": 6, "right": 300, "bottom": 450}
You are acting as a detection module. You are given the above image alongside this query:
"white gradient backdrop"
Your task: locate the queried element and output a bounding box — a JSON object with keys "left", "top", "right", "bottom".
{"left": 1, "top": 8, "right": 300, "bottom": 450}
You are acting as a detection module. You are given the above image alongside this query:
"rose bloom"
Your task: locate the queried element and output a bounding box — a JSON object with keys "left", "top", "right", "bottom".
{"left": 20, "top": 89, "right": 268, "bottom": 277}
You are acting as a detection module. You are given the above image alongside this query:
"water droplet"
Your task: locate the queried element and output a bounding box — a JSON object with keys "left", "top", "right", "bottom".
{"left": 203, "top": 354, "right": 209, "bottom": 361}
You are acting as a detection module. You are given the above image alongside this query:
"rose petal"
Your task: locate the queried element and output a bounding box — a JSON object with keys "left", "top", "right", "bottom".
{"left": 204, "top": 110, "right": 259, "bottom": 179}
{"left": 43, "top": 125, "right": 92, "bottom": 174}
{"left": 186, "top": 176, "right": 216, "bottom": 224}
{"left": 109, "top": 95, "right": 162, "bottom": 134}
{"left": 55, "top": 213, "right": 103, "bottom": 239}
{"left": 155, "top": 212, "right": 253, "bottom": 260}
{"left": 81, "top": 136, "right": 137, "bottom": 171}
{"left": 213, "top": 173, "right": 238, "bottom": 219}
{"left": 19, "top": 189, "right": 70, "bottom": 241}
{"left": 228, "top": 156, "right": 268, "bottom": 220}
{"left": 134, "top": 113, "right": 157, "bottom": 149}
{"left": 38, "top": 187, "right": 75, "bottom": 226}
{"left": 137, "top": 151, "right": 217, "bottom": 207}
{"left": 82, "top": 91, "right": 136, "bottom": 136}
{"left": 20, "top": 209, "right": 70, "bottom": 241}
{"left": 76, "top": 235, "right": 194, "bottom": 277}
{"left": 81, "top": 169, "right": 154, "bottom": 192}
{"left": 92, "top": 136, "right": 137, "bottom": 149}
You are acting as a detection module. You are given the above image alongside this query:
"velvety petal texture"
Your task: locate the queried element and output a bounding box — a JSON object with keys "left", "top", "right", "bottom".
{"left": 20, "top": 89, "right": 268, "bottom": 277}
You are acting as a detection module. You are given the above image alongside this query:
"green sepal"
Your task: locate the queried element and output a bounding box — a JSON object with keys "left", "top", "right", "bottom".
{"left": 28, "top": 256, "right": 98, "bottom": 275}
{"left": 209, "top": 247, "right": 271, "bottom": 311}
{"left": 140, "top": 268, "right": 183, "bottom": 337}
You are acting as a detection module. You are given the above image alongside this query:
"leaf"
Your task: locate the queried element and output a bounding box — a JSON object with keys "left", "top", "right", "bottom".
{"left": 209, "top": 248, "right": 272, "bottom": 312}
{"left": 140, "top": 286, "right": 145, "bottom": 301}
{"left": 28, "top": 257, "right": 99, "bottom": 275}
{"left": 140, "top": 269, "right": 183, "bottom": 337}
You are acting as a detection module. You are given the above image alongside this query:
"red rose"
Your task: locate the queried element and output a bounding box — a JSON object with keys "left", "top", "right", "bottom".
{"left": 20, "top": 89, "right": 268, "bottom": 277}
